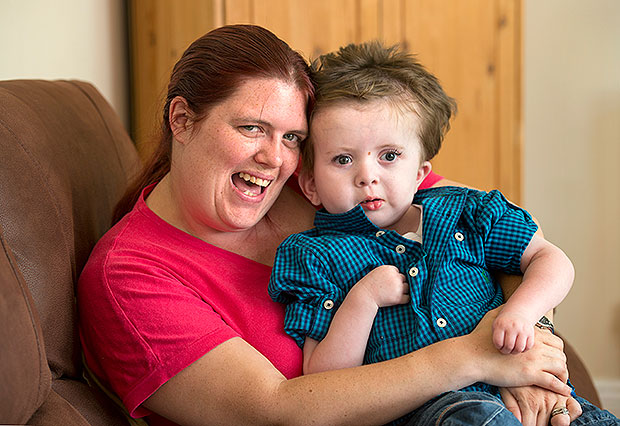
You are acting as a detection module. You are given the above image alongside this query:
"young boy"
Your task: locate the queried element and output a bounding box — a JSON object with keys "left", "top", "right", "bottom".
{"left": 268, "top": 42, "right": 574, "bottom": 424}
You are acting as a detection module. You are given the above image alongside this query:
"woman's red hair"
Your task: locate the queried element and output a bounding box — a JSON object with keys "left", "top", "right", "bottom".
{"left": 113, "top": 24, "right": 315, "bottom": 223}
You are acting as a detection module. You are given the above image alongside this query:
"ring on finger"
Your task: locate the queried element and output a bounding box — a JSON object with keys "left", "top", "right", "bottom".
{"left": 550, "top": 406, "right": 570, "bottom": 417}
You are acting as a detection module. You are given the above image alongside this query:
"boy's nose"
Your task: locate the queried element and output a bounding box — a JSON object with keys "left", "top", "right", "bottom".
{"left": 355, "top": 162, "right": 379, "bottom": 186}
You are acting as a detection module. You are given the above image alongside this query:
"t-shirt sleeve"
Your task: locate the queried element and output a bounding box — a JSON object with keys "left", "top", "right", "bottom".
{"left": 268, "top": 236, "right": 343, "bottom": 348}
{"left": 472, "top": 189, "right": 539, "bottom": 274}
{"left": 419, "top": 170, "right": 444, "bottom": 189}
{"left": 79, "top": 253, "right": 239, "bottom": 418}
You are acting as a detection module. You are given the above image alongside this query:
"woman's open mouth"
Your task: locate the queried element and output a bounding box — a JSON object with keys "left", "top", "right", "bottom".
{"left": 232, "top": 172, "right": 272, "bottom": 197}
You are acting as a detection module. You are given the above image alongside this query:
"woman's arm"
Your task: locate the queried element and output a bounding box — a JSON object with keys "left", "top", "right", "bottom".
{"left": 143, "top": 308, "right": 570, "bottom": 426}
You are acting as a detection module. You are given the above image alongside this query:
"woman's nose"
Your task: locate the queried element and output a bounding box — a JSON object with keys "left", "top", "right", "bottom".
{"left": 254, "top": 137, "right": 283, "bottom": 168}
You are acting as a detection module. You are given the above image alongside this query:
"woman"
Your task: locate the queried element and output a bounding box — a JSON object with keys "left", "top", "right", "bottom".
{"left": 79, "top": 24, "right": 579, "bottom": 425}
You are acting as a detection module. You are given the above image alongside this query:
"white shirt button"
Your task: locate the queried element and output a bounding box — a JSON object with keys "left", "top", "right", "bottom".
{"left": 436, "top": 318, "right": 447, "bottom": 328}
{"left": 395, "top": 244, "right": 406, "bottom": 253}
{"left": 323, "top": 299, "right": 334, "bottom": 310}
{"left": 454, "top": 232, "right": 464, "bottom": 241}
{"left": 409, "top": 266, "right": 419, "bottom": 277}
{"left": 375, "top": 230, "right": 385, "bottom": 237}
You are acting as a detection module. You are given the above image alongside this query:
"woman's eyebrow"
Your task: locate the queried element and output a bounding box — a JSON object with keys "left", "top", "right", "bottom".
{"left": 258, "top": 118, "right": 309, "bottom": 136}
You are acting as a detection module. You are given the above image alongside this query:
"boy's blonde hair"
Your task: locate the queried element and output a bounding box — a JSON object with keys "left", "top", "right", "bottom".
{"left": 303, "top": 41, "right": 456, "bottom": 173}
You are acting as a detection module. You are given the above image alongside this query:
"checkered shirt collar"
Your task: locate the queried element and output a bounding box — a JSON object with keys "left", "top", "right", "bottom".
{"left": 313, "top": 204, "right": 380, "bottom": 235}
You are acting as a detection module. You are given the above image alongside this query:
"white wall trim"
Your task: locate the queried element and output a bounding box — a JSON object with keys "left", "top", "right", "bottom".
{"left": 594, "top": 378, "right": 620, "bottom": 416}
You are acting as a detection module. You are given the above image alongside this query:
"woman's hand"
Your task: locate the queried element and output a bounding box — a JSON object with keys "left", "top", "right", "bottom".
{"left": 468, "top": 308, "right": 572, "bottom": 395}
{"left": 500, "top": 386, "right": 582, "bottom": 426}
{"left": 498, "top": 326, "right": 582, "bottom": 426}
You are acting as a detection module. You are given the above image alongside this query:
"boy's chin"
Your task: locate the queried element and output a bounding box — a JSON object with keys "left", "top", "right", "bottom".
{"left": 364, "top": 211, "right": 392, "bottom": 228}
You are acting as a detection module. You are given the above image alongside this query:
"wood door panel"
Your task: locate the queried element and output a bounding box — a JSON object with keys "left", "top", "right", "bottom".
{"left": 404, "top": 0, "right": 498, "bottom": 192}
{"left": 129, "top": 0, "right": 521, "bottom": 201}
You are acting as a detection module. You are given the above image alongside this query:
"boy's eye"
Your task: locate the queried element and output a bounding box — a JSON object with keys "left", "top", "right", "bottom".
{"left": 380, "top": 150, "right": 401, "bottom": 162}
{"left": 334, "top": 154, "right": 352, "bottom": 165}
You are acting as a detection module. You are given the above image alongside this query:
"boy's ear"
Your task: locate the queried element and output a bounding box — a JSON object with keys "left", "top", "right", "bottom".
{"left": 298, "top": 170, "right": 322, "bottom": 206}
{"left": 169, "top": 96, "right": 193, "bottom": 144}
{"left": 416, "top": 161, "right": 433, "bottom": 188}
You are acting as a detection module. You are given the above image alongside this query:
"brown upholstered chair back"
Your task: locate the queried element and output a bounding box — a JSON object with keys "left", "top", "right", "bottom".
{"left": 0, "top": 80, "right": 140, "bottom": 425}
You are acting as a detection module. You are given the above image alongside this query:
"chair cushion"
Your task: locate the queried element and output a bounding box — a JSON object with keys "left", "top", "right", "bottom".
{"left": 0, "top": 79, "right": 140, "bottom": 379}
{"left": 28, "top": 389, "right": 90, "bottom": 426}
{"left": 0, "top": 230, "right": 51, "bottom": 424}
{"left": 0, "top": 79, "right": 140, "bottom": 425}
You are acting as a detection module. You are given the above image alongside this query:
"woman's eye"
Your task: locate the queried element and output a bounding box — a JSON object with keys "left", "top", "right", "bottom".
{"left": 282, "top": 133, "right": 301, "bottom": 148}
{"left": 380, "top": 150, "right": 401, "bottom": 162}
{"left": 240, "top": 125, "right": 261, "bottom": 134}
{"left": 334, "top": 155, "right": 352, "bottom": 165}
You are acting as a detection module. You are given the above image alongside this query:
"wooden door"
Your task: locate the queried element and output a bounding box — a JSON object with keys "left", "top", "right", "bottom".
{"left": 129, "top": 0, "right": 522, "bottom": 201}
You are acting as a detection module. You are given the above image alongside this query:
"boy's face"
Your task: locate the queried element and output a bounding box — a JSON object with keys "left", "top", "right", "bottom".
{"left": 300, "top": 100, "right": 431, "bottom": 229}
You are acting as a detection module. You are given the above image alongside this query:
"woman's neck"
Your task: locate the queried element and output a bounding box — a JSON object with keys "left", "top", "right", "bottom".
{"left": 145, "top": 175, "right": 315, "bottom": 266}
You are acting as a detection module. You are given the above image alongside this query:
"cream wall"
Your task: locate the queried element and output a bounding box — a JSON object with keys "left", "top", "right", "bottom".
{"left": 0, "top": 0, "right": 129, "bottom": 128}
{"left": 524, "top": 0, "right": 620, "bottom": 414}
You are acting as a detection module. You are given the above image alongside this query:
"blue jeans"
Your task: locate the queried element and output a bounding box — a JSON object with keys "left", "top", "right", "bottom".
{"left": 400, "top": 392, "right": 619, "bottom": 425}
{"left": 572, "top": 396, "right": 620, "bottom": 426}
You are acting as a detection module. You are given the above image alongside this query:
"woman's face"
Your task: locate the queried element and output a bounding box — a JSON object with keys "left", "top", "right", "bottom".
{"left": 172, "top": 78, "right": 308, "bottom": 235}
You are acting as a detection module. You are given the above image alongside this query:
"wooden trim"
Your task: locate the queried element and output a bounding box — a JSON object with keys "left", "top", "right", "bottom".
{"left": 497, "top": 0, "right": 522, "bottom": 203}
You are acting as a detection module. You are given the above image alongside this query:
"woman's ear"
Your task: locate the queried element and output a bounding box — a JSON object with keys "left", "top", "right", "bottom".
{"left": 169, "top": 96, "right": 193, "bottom": 143}
{"left": 298, "top": 170, "right": 322, "bottom": 206}
{"left": 416, "top": 161, "right": 433, "bottom": 188}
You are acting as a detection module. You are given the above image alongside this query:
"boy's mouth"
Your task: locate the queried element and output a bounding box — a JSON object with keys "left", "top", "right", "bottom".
{"left": 232, "top": 172, "right": 272, "bottom": 197}
{"left": 360, "top": 198, "right": 384, "bottom": 211}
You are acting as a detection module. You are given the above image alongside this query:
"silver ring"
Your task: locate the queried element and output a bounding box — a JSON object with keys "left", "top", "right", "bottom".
{"left": 550, "top": 406, "right": 570, "bottom": 417}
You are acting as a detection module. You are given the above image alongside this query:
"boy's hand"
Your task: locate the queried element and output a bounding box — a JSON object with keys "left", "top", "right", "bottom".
{"left": 353, "top": 265, "right": 410, "bottom": 308}
{"left": 492, "top": 310, "right": 535, "bottom": 354}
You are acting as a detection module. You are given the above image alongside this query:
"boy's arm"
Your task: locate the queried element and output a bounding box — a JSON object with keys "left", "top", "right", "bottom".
{"left": 514, "top": 235, "right": 573, "bottom": 318}
{"left": 433, "top": 179, "right": 556, "bottom": 319}
{"left": 493, "top": 235, "right": 574, "bottom": 352}
{"left": 303, "top": 287, "right": 378, "bottom": 374}
{"left": 303, "top": 265, "right": 409, "bottom": 374}
{"left": 495, "top": 272, "right": 554, "bottom": 322}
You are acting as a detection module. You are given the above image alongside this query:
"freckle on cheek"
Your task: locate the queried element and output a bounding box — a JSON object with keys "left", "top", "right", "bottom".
{"left": 367, "top": 152, "right": 371, "bottom": 156}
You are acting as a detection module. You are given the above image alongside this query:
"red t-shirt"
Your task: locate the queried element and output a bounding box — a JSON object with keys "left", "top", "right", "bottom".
{"left": 78, "top": 171, "right": 443, "bottom": 421}
{"left": 78, "top": 185, "right": 303, "bottom": 419}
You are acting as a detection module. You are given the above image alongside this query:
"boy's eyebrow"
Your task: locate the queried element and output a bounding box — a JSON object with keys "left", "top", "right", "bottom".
{"left": 322, "top": 142, "right": 407, "bottom": 153}
{"left": 377, "top": 142, "right": 407, "bottom": 151}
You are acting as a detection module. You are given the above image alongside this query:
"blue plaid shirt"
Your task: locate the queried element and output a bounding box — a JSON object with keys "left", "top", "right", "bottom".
{"left": 269, "top": 186, "right": 538, "bottom": 395}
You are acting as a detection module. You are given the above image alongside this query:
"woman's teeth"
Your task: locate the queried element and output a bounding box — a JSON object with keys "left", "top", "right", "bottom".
{"left": 238, "top": 172, "right": 271, "bottom": 188}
